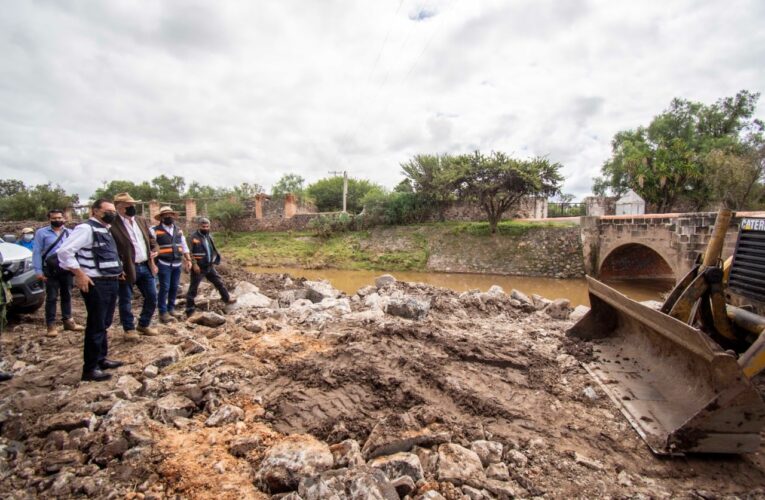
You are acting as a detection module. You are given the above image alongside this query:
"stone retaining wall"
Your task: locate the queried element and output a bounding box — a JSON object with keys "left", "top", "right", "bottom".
{"left": 425, "top": 226, "right": 584, "bottom": 278}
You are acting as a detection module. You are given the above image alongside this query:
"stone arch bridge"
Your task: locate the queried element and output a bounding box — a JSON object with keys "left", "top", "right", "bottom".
{"left": 580, "top": 212, "right": 764, "bottom": 281}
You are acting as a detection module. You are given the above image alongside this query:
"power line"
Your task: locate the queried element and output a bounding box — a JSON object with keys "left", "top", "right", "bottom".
{"left": 402, "top": 0, "right": 456, "bottom": 84}
{"left": 366, "top": 0, "right": 406, "bottom": 84}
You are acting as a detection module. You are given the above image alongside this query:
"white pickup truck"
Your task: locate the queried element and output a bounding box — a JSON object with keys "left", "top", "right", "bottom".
{"left": 0, "top": 238, "right": 45, "bottom": 314}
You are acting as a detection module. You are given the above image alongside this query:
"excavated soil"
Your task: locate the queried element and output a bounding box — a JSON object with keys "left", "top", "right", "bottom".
{"left": 0, "top": 266, "right": 764, "bottom": 498}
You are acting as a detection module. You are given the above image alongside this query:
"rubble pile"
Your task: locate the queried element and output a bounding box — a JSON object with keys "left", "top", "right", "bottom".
{"left": 0, "top": 267, "right": 764, "bottom": 499}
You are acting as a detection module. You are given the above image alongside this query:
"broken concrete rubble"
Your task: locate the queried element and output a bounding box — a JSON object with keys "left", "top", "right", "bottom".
{"left": 0, "top": 268, "right": 760, "bottom": 499}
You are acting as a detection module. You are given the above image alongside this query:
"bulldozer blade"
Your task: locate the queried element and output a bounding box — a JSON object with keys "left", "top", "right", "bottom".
{"left": 568, "top": 277, "right": 765, "bottom": 455}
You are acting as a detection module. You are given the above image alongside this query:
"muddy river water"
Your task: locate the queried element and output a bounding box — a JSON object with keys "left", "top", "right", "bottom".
{"left": 247, "top": 266, "right": 674, "bottom": 306}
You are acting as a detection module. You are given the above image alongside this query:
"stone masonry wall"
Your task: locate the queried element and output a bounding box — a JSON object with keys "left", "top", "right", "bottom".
{"left": 425, "top": 226, "right": 584, "bottom": 278}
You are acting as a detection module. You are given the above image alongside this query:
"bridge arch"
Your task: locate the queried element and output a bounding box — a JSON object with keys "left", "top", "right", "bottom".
{"left": 599, "top": 243, "right": 676, "bottom": 280}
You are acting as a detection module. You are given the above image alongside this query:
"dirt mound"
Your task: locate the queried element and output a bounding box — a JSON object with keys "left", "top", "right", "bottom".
{"left": 0, "top": 271, "right": 764, "bottom": 498}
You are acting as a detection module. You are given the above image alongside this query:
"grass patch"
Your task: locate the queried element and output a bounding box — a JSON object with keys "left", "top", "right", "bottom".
{"left": 217, "top": 229, "right": 429, "bottom": 271}
{"left": 445, "top": 219, "right": 577, "bottom": 236}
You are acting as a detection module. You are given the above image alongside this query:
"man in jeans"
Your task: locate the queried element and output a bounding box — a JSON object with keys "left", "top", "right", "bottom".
{"left": 32, "top": 209, "right": 84, "bottom": 337}
{"left": 57, "top": 199, "right": 125, "bottom": 382}
{"left": 186, "top": 218, "right": 237, "bottom": 317}
{"left": 110, "top": 193, "right": 159, "bottom": 340}
{"left": 150, "top": 206, "right": 191, "bottom": 323}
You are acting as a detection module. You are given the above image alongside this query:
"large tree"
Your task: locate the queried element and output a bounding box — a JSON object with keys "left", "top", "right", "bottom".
{"left": 594, "top": 90, "right": 764, "bottom": 212}
{"left": 306, "top": 176, "right": 383, "bottom": 213}
{"left": 453, "top": 151, "right": 563, "bottom": 234}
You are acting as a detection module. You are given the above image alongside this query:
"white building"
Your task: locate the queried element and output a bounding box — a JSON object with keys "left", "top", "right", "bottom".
{"left": 615, "top": 189, "right": 645, "bottom": 215}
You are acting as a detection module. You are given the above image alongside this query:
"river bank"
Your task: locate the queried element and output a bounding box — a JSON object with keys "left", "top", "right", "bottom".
{"left": 218, "top": 220, "right": 584, "bottom": 279}
{"left": 1, "top": 266, "right": 764, "bottom": 498}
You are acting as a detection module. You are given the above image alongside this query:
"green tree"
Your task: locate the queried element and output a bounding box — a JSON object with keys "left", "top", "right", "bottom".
{"left": 208, "top": 198, "right": 244, "bottom": 235}
{"left": 0, "top": 181, "right": 79, "bottom": 221}
{"left": 271, "top": 174, "right": 306, "bottom": 198}
{"left": 306, "top": 176, "right": 383, "bottom": 213}
{"left": 400, "top": 154, "right": 458, "bottom": 219}
{"left": 230, "top": 182, "right": 263, "bottom": 199}
{"left": 93, "top": 180, "right": 157, "bottom": 201}
{"left": 186, "top": 181, "right": 222, "bottom": 199}
{"left": 151, "top": 175, "right": 186, "bottom": 203}
{"left": 0, "top": 179, "right": 25, "bottom": 197}
{"left": 453, "top": 151, "right": 562, "bottom": 234}
{"left": 594, "top": 90, "right": 764, "bottom": 212}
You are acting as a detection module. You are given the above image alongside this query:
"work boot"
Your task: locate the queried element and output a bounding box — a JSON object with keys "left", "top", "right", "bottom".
{"left": 137, "top": 325, "right": 159, "bottom": 336}
{"left": 81, "top": 369, "right": 111, "bottom": 382}
{"left": 99, "top": 359, "right": 124, "bottom": 370}
{"left": 159, "top": 313, "right": 176, "bottom": 324}
{"left": 124, "top": 329, "right": 140, "bottom": 341}
{"left": 0, "top": 371, "right": 13, "bottom": 382}
{"left": 169, "top": 309, "right": 184, "bottom": 319}
{"left": 46, "top": 324, "right": 59, "bottom": 337}
{"left": 62, "top": 318, "right": 84, "bottom": 332}
{"left": 225, "top": 296, "right": 238, "bottom": 305}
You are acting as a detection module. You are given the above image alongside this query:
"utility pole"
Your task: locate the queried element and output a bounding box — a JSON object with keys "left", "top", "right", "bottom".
{"left": 328, "top": 170, "right": 348, "bottom": 213}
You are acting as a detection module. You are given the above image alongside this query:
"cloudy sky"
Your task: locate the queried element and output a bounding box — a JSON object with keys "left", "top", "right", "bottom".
{"left": 1, "top": 0, "right": 764, "bottom": 201}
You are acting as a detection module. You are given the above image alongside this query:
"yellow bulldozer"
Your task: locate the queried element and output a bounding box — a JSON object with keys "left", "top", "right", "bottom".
{"left": 568, "top": 209, "right": 765, "bottom": 455}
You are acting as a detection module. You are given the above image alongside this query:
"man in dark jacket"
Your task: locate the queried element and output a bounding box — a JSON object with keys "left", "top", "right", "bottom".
{"left": 185, "top": 218, "right": 236, "bottom": 317}
{"left": 110, "top": 193, "right": 159, "bottom": 339}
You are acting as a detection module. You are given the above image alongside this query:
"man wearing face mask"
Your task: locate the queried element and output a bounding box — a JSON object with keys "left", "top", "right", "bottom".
{"left": 149, "top": 206, "right": 192, "bottom": 323}
{"left": 17, "top": 228, "right": 35, "bottom": 250}
{"left": 56, "top": 199, "right": 125, "bottom": 382}
{"left": 32, "top": 209, "right": 83, "bottom": 337}
{"left": 185, "top": 218, "right": 237, "bottom": 317}
{"left": 110, "top": 193, "right": 160, "bottom": 340}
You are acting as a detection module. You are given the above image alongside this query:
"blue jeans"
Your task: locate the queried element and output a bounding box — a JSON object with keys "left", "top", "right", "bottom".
{"left": 81, "top": 278, "right": 118, "bottom": 372}
{"left": 156, "top": 262, "right": 181, "bottom": 314}
{"left": 118, "top": 262, "right": 158, "bottom": 330}
{"left": 45, "top": 272, "right": 73, "bottom": 326}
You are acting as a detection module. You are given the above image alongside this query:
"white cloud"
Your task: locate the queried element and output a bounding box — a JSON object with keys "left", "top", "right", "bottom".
{"left": 0, "top": 0, "right": 763, "bottom": 201}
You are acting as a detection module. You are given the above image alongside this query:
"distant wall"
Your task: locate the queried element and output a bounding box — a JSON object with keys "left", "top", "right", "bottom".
{"left": 425, "top": 225, "right": 584, "bottom": 278}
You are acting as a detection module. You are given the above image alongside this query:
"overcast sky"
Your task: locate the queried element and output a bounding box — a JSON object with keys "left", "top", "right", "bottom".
{"left": 1, "top": 0, "right": 764, "bottom": 201}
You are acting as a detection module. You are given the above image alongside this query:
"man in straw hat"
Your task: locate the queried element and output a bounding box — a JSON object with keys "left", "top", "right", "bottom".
{"left": 110, "top": 193, "right": 160, "bottom": 339}
{"left": 150, "top": 206, "right": 191, "bottom": 323}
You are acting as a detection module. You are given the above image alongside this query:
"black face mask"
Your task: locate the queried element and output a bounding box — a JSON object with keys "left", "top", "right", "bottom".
{"left": 162, "top": 216, "right": 174, "bottom": 226}
{"left": 200, "top": 229, "right": 209, "bottom": 235}
{"left": 51, "top": 220, "right": 65, "bottom": 228}
{"left": 101, "top": 211, "right": 117, "bottom": 224}
{"left": 124, "top": 206, "right": 136, "bottom": 217}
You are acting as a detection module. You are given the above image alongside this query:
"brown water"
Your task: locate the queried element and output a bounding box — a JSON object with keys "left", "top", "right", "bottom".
{"left": 246, "top": 266, "right": 674, "bottom": 306}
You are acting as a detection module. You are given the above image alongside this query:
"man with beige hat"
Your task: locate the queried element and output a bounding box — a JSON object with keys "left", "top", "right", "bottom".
{"left": 150, "top": 206, "right": 192, "bottom": 322}
{"left": 110, "top": 193, "right": 160, "bottom": 339}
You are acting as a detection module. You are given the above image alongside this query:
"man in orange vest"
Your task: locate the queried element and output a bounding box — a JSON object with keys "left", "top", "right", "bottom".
{"left": 149, "top": 207, "right": 191, "bottom": 323}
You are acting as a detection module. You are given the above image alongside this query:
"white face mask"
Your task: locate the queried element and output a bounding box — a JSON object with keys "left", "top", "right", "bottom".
{"left": 22, "top": 234, "right": 33, "bottom": 241}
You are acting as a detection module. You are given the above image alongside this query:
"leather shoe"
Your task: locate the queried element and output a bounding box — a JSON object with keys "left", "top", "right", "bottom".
{"left": 81, "top": 369, "right": 112, "bottom": 382}
{"left": 99, "top": 359, "right": 124, "bottom": 370}
{"left": 137, "top": 325, "right": 159, "bottom": 336}
{"left": 0, "top": 371, "right": 13, "bottom": 382}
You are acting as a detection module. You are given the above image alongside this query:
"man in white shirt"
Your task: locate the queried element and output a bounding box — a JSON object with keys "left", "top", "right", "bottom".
{"left": 56, "top": 199, "right": 125, "bottom": 382}
{"left": 110, "top": 193, "right": 160, "bottom": 339}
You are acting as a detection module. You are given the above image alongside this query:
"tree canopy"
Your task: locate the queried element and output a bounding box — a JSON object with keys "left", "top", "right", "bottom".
{"left": 271, "top": 174, "right": 306, "bottom": 198}
{"left": 0, "top": 180, "right": 79, "bottom": 221}
{"left": 453, "top": 152, "right": 562, "bottom": 233}
{"left": 306, "top": 176, "right": 383, "bottom": 213}
{"left": 594, "top": 90, "right": 764, "bottom": 212}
